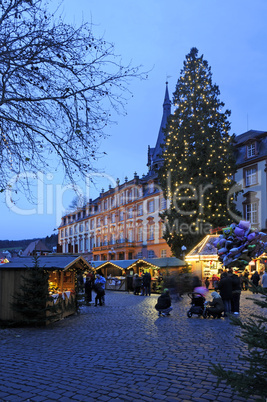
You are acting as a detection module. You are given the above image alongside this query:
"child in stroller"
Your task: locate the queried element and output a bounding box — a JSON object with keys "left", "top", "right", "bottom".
{"left": 187, "top": 292, "right": 208, "bottom": 318}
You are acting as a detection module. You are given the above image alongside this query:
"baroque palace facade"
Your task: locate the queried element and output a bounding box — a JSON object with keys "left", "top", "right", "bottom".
{"left": 58, "top": 84, "right": 173, "bottom": 261}
{"left": 58, "top": 81, "right": 267, "bottom": 262}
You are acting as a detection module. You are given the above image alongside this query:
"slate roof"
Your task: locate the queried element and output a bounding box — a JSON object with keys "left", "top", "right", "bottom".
{"left": 22, "top": 240, "right": 50, "bottom": 256}
{"left": 234, "top": 130, "right": 267, "bottom": 165}
{"left": 0, "top": 255, "right": 92, "bottom": 271}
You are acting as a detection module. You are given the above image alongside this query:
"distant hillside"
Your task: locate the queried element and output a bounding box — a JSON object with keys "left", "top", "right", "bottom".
{"left": 0, "top": 234, "right": 58, "bottom": 252}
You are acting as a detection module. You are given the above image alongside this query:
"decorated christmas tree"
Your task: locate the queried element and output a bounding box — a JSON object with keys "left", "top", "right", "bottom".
{"left": 158, "top": 47, "right": 241, "bottom": 257}
{"left": 11, "top": 257, "right": 60, "bottom": 326}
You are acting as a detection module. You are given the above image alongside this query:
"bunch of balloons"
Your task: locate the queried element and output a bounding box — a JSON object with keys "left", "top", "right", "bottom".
{"left": 213, "top": 220, "right": 267, "bottom": 269}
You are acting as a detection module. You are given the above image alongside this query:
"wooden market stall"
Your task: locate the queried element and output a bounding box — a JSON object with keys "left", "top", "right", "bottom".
{"left": 0, "top": 255, "right": 93, "bottom": 324}
{"left": 91, "top": 257, "right": 186, "bottom": 292}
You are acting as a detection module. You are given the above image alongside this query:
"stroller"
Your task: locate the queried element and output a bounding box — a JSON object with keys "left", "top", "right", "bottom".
{"left": 187, "top": 292, "right": 208, "bottom": 318}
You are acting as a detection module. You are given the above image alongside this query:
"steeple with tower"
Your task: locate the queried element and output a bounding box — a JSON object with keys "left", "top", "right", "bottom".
{"left": 147, "top": 82, "right": 171, "bottom": 173}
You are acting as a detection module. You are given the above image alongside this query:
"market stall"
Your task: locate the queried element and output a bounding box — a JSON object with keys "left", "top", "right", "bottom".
{"left": 0, "top": 255, "right": 93, "bottom": 324}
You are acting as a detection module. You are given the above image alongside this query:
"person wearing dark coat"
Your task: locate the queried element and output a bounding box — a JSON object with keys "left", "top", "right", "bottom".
{"left": 217, "top": 272, "right": 232, "bottom": 316}
{"left": 229, "top": 269, "right": 241, "bottom": 314}
{"left": 143, "top": 272, "right": 152, "bottom": 296}
{"left": 155, "top": 288, "right": 173, "bottom": 317}
{"left": 133, "top": 274, "right": 142, "bottom": 295}
{"left": 84, "top": 273, "right": 94, "bottom": 305}
{"left": 251, "top": 271, "right": 260, "bottom": 286}
{"left": 206, "top": 291, "right": 224, "bottom": 319}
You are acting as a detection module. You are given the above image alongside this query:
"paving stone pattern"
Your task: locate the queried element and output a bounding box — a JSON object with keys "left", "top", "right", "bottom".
{"left": 0, "top": 291, "right": 265, "bottom": 402}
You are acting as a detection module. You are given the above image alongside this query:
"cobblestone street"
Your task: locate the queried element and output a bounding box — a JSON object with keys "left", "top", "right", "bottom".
{"left": 0, "top": 291, "right": 265, "bottom": 402}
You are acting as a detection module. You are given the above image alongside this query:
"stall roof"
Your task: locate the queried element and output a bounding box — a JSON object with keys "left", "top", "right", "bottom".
{"left": 185, "top": 235, "right": 219, "bottom": 261}
{"left": 0, "top": 255, "right": 92, "bottom": 271}
{"left": 91, "top": 257, "right": 185, "bottom": 271}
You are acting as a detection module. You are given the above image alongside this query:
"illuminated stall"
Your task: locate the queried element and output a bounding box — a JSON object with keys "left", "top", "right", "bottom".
{"left": 185, "top": 235, "right": 222, "bottom": 283}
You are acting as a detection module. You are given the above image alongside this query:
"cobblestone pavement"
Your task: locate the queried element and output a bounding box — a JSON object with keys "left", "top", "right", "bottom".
{"left": 0, "top": 290, "right": 266, "bottom": 402}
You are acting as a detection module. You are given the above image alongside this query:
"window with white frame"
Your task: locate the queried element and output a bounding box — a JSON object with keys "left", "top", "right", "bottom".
{"left": 138, "top": 187, "right": 142, "bottom": 197}
{"left": 148, "top": 200, "right": 154, "bottom": 213}
{"left": 137, "top": 204, "right": 143, "bottom": 216}
{"left": 79, "top": 223, "right": 83, "bottom": 232}
{"left": 103, "top": 235, "right": 108, "bottom": 246}
{"left": 128, "top": 190, "right": 132, "bottom": 202}
{"left": 119, "top": 210, "right": 124, "bottom": 221}
{"left": 85, "top": 221, "right": 89, "bottom": 231}
{"left": 97, "top": 217, "right": 101, "bottom": 227}
{"left": 90, "top": 220, "right": 95, "bottom": 230}
{"left": 128, "top": 208, "right": 133, "bottom": 219}
{"left": 137, "top": 252, "right": 142, "bottom": 258}
{"left": 85, "top": 238, "right": 89, "bottom": 251}
{"left": 79, "top": 238, "right": 83, "bottom": 251}
{"left": 74, "top": 224, "right": 78, "bottom": 234}
{"left": 96, "top": 236, "right": 101, "bottom": 247}
{"left": 111, "top": 213, "right": 116, "bottom": 223}
{"left": 148, "top": 225, "right": 154, "bottom": 240}
{"left": 65, "top": 228, "right": 68, "bottom": 236}
{"left": 161, "top": 198, "right": 167, "bottom": 210}
{"left": 69, "top": 227, "right": 73, "bottom": 235}
{"left": 247, "top": 142, "right": 256, "bottom": 158}
{"left": 111, "top": 197, "right": 115, "bottom": 208}
{"left": 111, "top": 233, "right": 116, "bottom": 245}
{"left": 161, "top": 249, "right": 167, "bottom": 258}
{"left": 119, "top": 231, "right": 124, "bottom": 243}
{"left": 245, "top": 166, "right": 257, "bottom": 186}
{"left": 128, "top": 229, "right": 133, "bottom": 243}
{"left": 246, "top": 202, "right": 258, "bottom": 224}
{"left": 138, "top": 227, "right": 143, "bottom": 242}
{"left": 60, "top": 230, "right": 63, "bottom": 238}
{"left": 120, "top": 193, "right": 124, "bottom": 205}
{"left": 104, "top": 215, "right": 108, "bottom": 225}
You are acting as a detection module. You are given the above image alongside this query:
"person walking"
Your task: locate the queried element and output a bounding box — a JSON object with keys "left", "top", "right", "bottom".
{"left": 205, "top": 277, "right": 210, "bottom": 290}
{"left": 251, "top": 270, "right": 260, "bottom": 286}
{"left": 229, "top": 268, "right": 241, "bottom": 315}
{"left": 94, "top": 273, "right": 106, "bottom": 306}
{"left": 84, "top": 272, "right": 94, "bottom": 305}
{"left": 217, "top": 272, "right": 232, "bottom": 316}
{"left": 143, "top": 271, "right": 152, "bottom": 296}
{"left": 243, "top": 269, "right": 249, "bottom": 290}
{"left": 155, "top": 288, "right": 173, "bottom": 317}
{"left": 261, "top": 269, "right": 267, "bottom": 289}
{"left": 133, "top": 273, "right": 142, "bottom": 295}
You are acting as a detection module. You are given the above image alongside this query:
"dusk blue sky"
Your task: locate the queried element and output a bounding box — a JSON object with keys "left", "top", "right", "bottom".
{"left": 1, "top": 0, "right": 267, "bottom": 241}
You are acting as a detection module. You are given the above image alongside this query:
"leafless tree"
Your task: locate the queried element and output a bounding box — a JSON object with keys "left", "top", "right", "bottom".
{"left": 0, "top": 0, "right": 145, "bottom": 195}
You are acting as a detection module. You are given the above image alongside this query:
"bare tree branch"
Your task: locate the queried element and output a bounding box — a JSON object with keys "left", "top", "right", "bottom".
{"left": 0, "top": 0, "right": 146, "bottom": 194}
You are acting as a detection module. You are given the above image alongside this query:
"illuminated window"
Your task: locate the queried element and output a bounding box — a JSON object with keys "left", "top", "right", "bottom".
{"left": 148, "top": 225, "right": 154, "bottom": 240}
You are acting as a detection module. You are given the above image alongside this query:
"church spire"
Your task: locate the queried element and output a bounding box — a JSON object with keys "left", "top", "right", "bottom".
{"left": 147, "top": 82, "right": 171, "bottom": 172}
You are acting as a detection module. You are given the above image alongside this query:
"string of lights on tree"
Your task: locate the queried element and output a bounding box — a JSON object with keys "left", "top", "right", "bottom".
{"left": 158, "top": 47, "right": 241, "bottom": 256}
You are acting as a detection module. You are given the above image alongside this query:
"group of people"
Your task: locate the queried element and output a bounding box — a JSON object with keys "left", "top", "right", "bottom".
{"left": 204, "top": 267, "right": 267, "bottom": 318}
{"left": 78, "top": 271, "right": 106, "bottom": 307}
{"left": 133, "top": 271, "right": 152, "bottom": 296}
